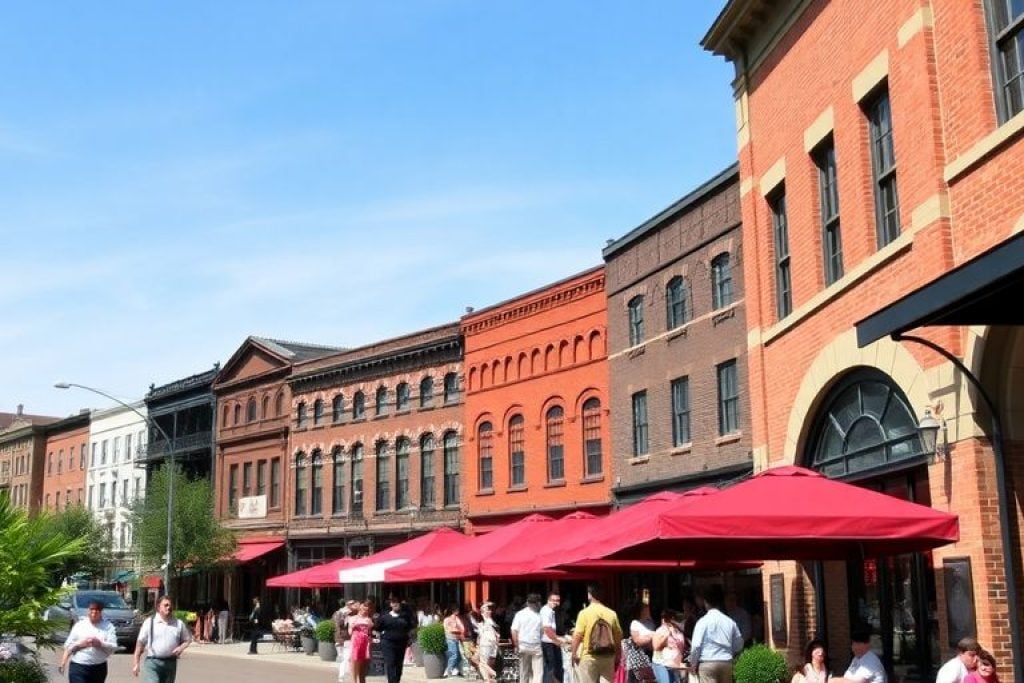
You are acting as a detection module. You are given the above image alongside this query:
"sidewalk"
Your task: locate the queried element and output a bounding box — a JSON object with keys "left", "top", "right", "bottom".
{"left": 186, "top": 639, "right": 431, "bottom": 682}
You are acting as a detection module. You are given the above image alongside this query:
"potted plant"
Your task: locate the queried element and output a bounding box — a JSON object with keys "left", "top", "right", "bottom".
{"left": 734, "top": 644, "right": 788, "bottom": 683}
{"left": 315, "top": 620, "right": 337, "bottom": 661}
{"left": 299, "top": 621, "right": 318, "bottom": 656}
{"left": 417, "top": 622, "right": 447, "bottom": 679}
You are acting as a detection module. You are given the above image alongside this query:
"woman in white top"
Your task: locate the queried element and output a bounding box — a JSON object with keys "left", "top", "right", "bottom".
{"left": 630, "top": 603, "right": 657, "bottom": 652}
{"left": 792, "top": 639, "right": 831, "bottom": 683}
{"left": 59, "top": 600, "right": 118, "bottom": 683}
{"left": 652, "top": 609, "right": 686, "bottom": 683}
{"left": 475, "top": 602, "right": 500, "bottom": 683}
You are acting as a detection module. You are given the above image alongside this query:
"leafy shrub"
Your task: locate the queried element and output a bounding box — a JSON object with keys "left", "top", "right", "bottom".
{"left": 734, "top": 644, "right": 788, "bottom": 683}
{"left": 417, "top": 622, "right": 447, "bottom": 655}
{"left": 315, "top": 619, "right": 335, "bottom": 642}
{"left": 0, "top": 659, "right": 48, "bottom": 683}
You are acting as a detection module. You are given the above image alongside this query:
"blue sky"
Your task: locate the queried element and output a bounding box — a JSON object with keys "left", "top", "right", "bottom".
{"left": 1, "top": 1, "right": 737, "bottom": 417}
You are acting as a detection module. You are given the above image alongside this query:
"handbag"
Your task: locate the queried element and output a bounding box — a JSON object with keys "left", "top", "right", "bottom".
{"left": 661, "top": 628, "right": 685, "bottom": 669}
{"left": 623, "top": 639, "right": 656, "bottom": 683}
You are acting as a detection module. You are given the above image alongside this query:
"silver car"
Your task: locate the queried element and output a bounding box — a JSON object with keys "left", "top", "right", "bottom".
{"left": 44, "top": 590, "right": 142, "bottom": 649}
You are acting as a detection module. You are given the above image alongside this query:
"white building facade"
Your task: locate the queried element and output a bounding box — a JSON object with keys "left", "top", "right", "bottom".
{"left": 87, "top": 403, "right": 147, "bottom": 559}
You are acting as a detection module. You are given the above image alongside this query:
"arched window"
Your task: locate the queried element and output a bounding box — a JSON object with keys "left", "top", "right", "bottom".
{"left": 294, "top": 452, "right": 307, "bottom": 516}
{"left": 350, "top": 443, "right": 364, "bottom": 516}
{"left": 477, "top": 422, "right": 494, "bottom": 491}
{"left": 808, "top": 369, "right": 927, "bottom": 479}
{"left": 508, "top": 415, "right": 525, "bottom": 487}
{"left": 246, "top": 398, "right": 257, "bottom": 423}
{"left": 233, "top": 404, "right": 241, "bottom": 425}
{"left": 396, "top": 382, "right": 411, "bottom": 412}
{"left": 274, "top": 393, "right": 284, "bottom": 416}
{"left": 332, "top": 394, "right": 344, "bottom": 423}
{"left": 443, "top": 373, "right": 459, "bottom": 404}
{"left": 396, "top": 438, "right": 410, "bottom": 509}
{"left": 546, "top": 406, "right": 565, "bottom": 482}
{"left": 222, "top": 405, "right": 230, "bottom": 427}
{"left": 420, "top": 376, "right": 434, "bottom": 408}
{"left": 313, "top": 399, "right": 324, "bottom": 426}
{"left": 443, "top": 431, "right": 460, "bottom": 506}
{"left": 310, "top": 450, "right": 323, "bottom": 515}
{"left": 376, "top": 386, "right": 389, "bottom": 416}
{"left": 296, "top": 402, "right": 307, "bottom": 429}
{"left": 261, "top": 396, "right": 270, "bottom": 418}
{"left": 420, "top": 434, "right": 436, "bottom": 508}
{"left": 666, "top": 276, "right": 689, "bottom": 329}
{"left": 375, "top": 441, "right": 390, "bottom": 511}
{"left": 331, "top": 446, "right": 345, "bottom": 515}
{"left": 582, "top": 398, "right": 602, "bottom": 477}
{"left": 628, "top": 295, "right": 645, "bottom": 345}
{"left": 353, "top": 391, "right": 366, "bottom": 420}
{"left": 711, "top": 253, "right": 734, "bottom": 309}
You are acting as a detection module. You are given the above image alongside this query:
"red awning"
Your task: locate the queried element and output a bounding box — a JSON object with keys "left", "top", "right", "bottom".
{"left": 142, "top": 575, "right": 162, "bottom": 589}
{"left": 337, "top": 527, "right": 473, "bottom": 583}
{"left": 548, "top": 466, "right": 959, "bottom": 564}
{"left": 232, "top": 540, "right": 285, "bottom": 563}
{"left": 267, "top": 557, "right": 358, "bottom": 588}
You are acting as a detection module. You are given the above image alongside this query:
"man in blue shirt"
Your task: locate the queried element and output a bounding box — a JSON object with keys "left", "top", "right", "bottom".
{"left": 689, "top": 586, "right": 743, "bottom": 683}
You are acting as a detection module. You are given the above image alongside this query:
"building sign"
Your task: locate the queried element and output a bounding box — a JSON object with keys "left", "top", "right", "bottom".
{"left": 238, "top": 495, "right": 267, "bottom": 519}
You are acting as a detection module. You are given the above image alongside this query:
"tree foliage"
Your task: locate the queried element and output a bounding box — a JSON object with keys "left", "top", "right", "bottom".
{"left": 0, "top": 495, "right": 83, "bottom": 641}
{"left": 129, "top": 465, "right": 235, "bottom": 577}
{"left": 41, "top": 504, "right": 111, "bottom": 582}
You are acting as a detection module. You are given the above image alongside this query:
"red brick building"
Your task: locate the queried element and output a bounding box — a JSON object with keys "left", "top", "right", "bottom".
{"left": 460, "top": 266, "right": 611, "bottom": 532}
{"left": 41, "top": 412, "right": 90, "bottom": 511}
{"left": 0, "top": 406, "right": 59, "bottom": 512}
{"left": 704, "top": 0, "right": 1024, "bottom": 678}
{"left": 603, "top": 165, "right": 752, "bottom": 504}
{"left": 285, "top": 322, "right": 463, "bottom": 570}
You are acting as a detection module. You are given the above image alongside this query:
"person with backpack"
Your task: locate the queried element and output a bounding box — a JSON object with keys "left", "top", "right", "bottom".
{"left": 571, "top": 583, "right": 623, "bottom": 683}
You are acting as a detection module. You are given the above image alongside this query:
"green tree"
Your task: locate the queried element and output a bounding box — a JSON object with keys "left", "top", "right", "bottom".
{"left": 0, "top": 495, "right": 83, "bottom": 640}
{"left": 42, "top": 504, "right": 111, "bottom": 583}
{"left": 129, "top": 465, "right": 235, "bottom": 579}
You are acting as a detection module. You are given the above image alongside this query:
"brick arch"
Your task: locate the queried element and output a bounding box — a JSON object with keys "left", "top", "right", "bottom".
{"left": 559, "top": 339, "right": 571, "bottom": 367}
{"left": 545, "top": 343, "right": 557, "bottom": 371}
{"left": 538, "top": 395, "right": 566, "bottom": 424}
{"left": 481, "top": 362, "right": 492, "bottom": 389}
{"left": 573, "top": 334, "right": 586, "bottom": 363}
{"left": 531, "top": 348, "right": 542, "bottom": 375}
{"left": 572, "top": 387, "right": 604, "bottom": 417}
{"left": 780, "top": 329, "right": 930, "bottom": 469}
{"left": 467, "top": 366, "right": 479, "bottom": 392}
{"left": 588, "top": 329, "right": 605, "bottom": 360}
{"left": 518, "top": 352, "right": 529, "bottom": 379}
{"left": 504, "top": 356, "right": 514, "bottom": 383}
{"left": 492, "top": 359, "right": 503, "bottom": 385}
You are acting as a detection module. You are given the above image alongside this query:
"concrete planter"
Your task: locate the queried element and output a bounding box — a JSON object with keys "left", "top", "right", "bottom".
{"left": 319, "top": 641, "right": 338, "bottom": 661}
{"left": 423, "top": 652, "right": 446, "bottom": 679}
{"left": 301, "top": 634, "right": 317, "bottom": 655}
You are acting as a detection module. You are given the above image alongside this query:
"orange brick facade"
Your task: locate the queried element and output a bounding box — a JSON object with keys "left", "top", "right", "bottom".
{"left": 460, "top": 266, "right": 611, "bottom": 531}
{"left": 705, "top": 0, "right": 1024, "bottom": 678}
{"left": 41, "top": 413, "right": 89, "bottom": 511}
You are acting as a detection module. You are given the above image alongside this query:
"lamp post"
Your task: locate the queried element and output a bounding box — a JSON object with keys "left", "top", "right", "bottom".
{"left": 54, "top": 382, "right": 176, "bottom": 593}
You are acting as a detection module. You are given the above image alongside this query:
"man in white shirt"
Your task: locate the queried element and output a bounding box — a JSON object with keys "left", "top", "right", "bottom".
{"left": 935, "top": 637, "right": 980, "bottom": 683}
{"left": 540, "top": 593, "right": 563, "bottom": 683}
{"left": 512, "top": 594, "right": 545, "bottom": 683}
{"left": 132, "top": 595, "right": 192, "bottom": 683}
{"left": 837, "top": 631, "right": 886, "bottom": 683}
{"left": 60, "top": 599, "right": 119, "bottom": 683}
{"left": 689, "top": 586, "right": 744, "bottom": 683}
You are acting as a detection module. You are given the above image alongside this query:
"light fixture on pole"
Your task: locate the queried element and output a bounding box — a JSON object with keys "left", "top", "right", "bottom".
{"left": 917, "top": 407, "right": 948, "bottom": 463}
{"left": 55, "top": 382, "right": 177, "bottom": 592}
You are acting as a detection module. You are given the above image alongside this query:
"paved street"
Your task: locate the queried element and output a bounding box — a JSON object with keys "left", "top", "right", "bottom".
{"left": 37, "top": 640, "right": 433, "bottom": 683}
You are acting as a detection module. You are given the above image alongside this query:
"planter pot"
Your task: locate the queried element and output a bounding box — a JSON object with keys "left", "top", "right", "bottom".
{"left": 301, "top": 635, "right": 317, "bottom": 655}
{"left": 423, "top": 652, "right": 446, "bottom": 679}
{"left": 411, "top": 642, "right": 424, "bottom": 667}
{"left": 318, "top": 641, "right": 338, "bottom": 661}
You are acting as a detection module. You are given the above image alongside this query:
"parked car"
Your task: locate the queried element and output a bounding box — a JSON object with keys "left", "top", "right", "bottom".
{"left": 43, "top": 590, "right": 142, "bottom": 649}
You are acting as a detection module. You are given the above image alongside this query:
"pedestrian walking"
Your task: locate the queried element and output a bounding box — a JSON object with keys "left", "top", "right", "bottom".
{"left": 248, "top": 597, "right": 265, "bottom": 654}
{"left": 132, "top": 595, "right": 192, "bottom": 683}
{"left": 377, "top": 595, "right": 414, "bottom": 683}
{"left": 59, "top": 599, "right": 118, "bottom": 683}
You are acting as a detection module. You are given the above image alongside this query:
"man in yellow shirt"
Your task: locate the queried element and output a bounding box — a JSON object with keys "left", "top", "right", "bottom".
{"left": 571, "top": 583, "right": 623, "bottom": 683}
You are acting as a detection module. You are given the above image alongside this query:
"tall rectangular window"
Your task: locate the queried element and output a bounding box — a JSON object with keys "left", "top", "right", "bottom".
{"left": 631, "top": 391, "right": 649, "bottom": 457}
{"left": 256, "top": 460, "right": 267, "bottom": 497}
{"left": 987, "top": 0, "right": 1024, "bottom": 121}
{"left": 311, "top": 454, "right": 323, "bottom": 516}
{"left": 671, "top": 377, "right": 691, "bottom": 446}
{"left": 332, "top": 450, "right": 345, "bottom": 515}
{"left": 627, "top": 296, "right": 645, "bottom": 346}
{"left": 443, "top": 432, "right": 460, "bottom": 506}
{"left": 396, "top": 440, "right": 410, "bottom": 508}
{"left": 443, "top": 373, "right": 459, "bottom": 404}
{"left": 124, "top": 434, "right": 132, "bottom": 462}
{"left": 228, "top": 464, "right": 238, "bottom": 513}
{"left": 509, "top": 416, "right": 525, "bottom": 487}
{"left": 420, "top": 436, "right": 435, "bottom": 508}
{"left": 242, "top": 462, "right": 252, "bottom": 497}
{"left": 80, "top": 443, "right": 86, "bottom": 469}
{"left": 866, "top": 88, "right": 900, "bottom": 247}
{"left": 582, "top": 398, "right": 603, "bottom": 477}
{"left": 770, "top": 189, "right": 793, "bottom": 319}
{"left": 270, "top": 458, "right": 281, "bottom": 508}
{"left": 477, "top": 424, "right": 494, "bottom": 491}
{"left": 546, "top": 407, "right": 565, "bottom": 482}
{"left": 113, "top": 436, "right": 121, "bottom": 462}
{"left": 717, "top": 359, "right": 740, "bottom": 436}
{"left": 375, "top": 442, "right": 390, "bottom": 512}
{"left": 351, "top": 445, "right": 364, "bottom": 516}
{"left": 101, "top": 440, "right": 108, "bottom": 465}
{"left": 814, "top": 139, "right": 843, "bottom": 285}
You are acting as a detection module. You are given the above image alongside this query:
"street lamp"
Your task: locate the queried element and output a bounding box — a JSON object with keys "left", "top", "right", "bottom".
{"left": 54, "top": 382, "right": 176, "bottom": 592}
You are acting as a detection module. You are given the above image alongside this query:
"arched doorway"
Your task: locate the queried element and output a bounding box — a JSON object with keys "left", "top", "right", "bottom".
{"left": 805, "top": 368, "right": 938, "bottom": 683}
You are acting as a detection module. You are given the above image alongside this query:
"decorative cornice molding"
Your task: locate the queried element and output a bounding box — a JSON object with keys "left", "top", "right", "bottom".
{"left": 462, "top": 271, "right": 605, "bottom": 336}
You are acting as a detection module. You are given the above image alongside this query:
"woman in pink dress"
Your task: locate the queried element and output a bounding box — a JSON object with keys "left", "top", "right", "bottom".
{"left": 349, "top": 602, "right": 374, "bottom": 683}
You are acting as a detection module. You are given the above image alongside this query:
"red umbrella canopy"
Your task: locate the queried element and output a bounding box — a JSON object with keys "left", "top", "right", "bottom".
{"left": 337, "top": 527, "right": 473, "bottom": 583}
{"left": 388, "top": 513, "right": 567, "bottom": 581}
{"left": 567, "top": 466, "right": 959, "bottom": 562}
{"left": 479, "top": 511, "right": 602, "bottom": 576}
{"left": 266, "top": 557, "right": 358, "bottom": 588}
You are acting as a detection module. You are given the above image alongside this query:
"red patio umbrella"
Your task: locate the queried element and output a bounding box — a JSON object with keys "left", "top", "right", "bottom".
{"left": 478, "top": 511, "right": 603, "bottom": 576}
{"left": 388, "top": 513, "right": 574, "bottom": 581}
{"left": 266, "top": 557, "right": 358, "bottom": 588}
{"left": 548, "top": 466, "right": 959, "bottom": 564}
{"left": 336, "top": 527, "right": 473, "bottom": 583}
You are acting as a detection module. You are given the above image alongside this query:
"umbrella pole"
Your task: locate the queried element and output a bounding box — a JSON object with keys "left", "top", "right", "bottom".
{"left": 812, "top": 561, "right": 828, "bottom": 645}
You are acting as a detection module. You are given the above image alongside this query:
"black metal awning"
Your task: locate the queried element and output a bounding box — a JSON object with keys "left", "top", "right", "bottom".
{"left": 856, "top": 232, "right": 1024, "bottom": 347}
